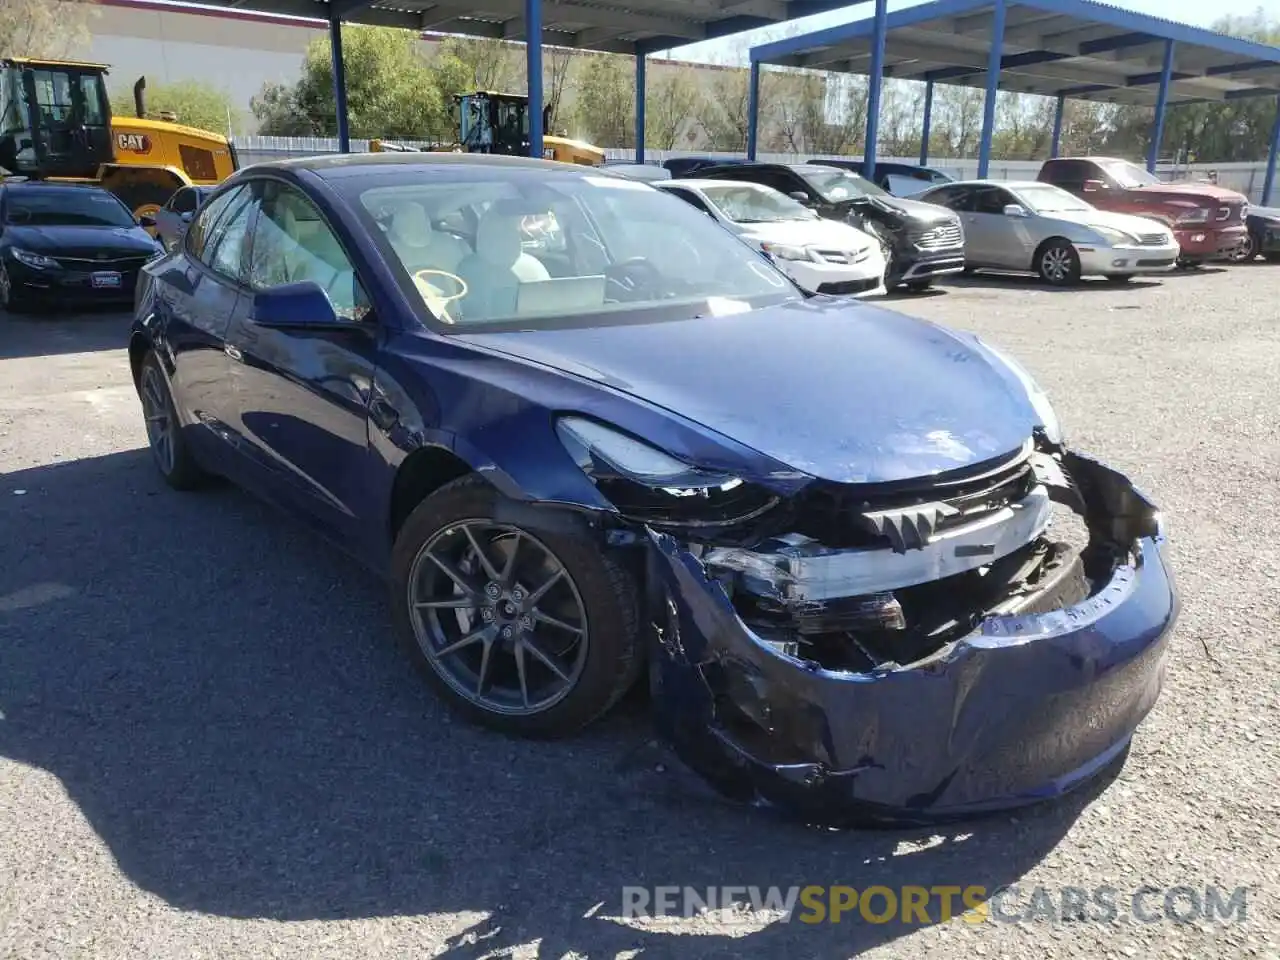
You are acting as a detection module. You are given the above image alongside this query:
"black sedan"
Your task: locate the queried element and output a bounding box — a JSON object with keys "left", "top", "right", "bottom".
{"left": 1238, "top": 204, "right": 1280, "bottom": 262}
{"left": 0, "top": 181, "right": 163, "bottom": 312}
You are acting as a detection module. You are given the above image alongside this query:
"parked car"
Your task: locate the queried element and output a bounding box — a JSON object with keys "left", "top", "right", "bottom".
{"left": 1237, "top": 204, "right": 1280, "bottom": 262}
{"left": 655, "top": 178, "right": 886, "bottom": 296}
{"left": 601, "top": 162, "right": 672, "bottom": 182}
{"left": 661, "top": 156, "right": 728, "bottom": 177}
{"left": 917, "top": 179, "right": 1179, "bottom": 285}
{"left": 149, "top": 184, "right": 215, "bottom": 253}
{"left": 130, "top": 153, "right": 1177, "bottom": 824}
{"left": 686, "top": 161, "right": 965, "bottom": 292}
{"left": 809, "top": 158, "right": 955, "bottom": 197}
{"left": 1036, "top": 157, "right": 1248, "bottom": 267}
{"left": 0, "top": 180, "right": 163, "bottom": 312}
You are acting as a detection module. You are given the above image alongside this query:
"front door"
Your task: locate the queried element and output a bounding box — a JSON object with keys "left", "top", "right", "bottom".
{"left": 223, "top": 178, "right": 382, "bottom": 552}
{"left": 964, "top": 185, "right": 1028, "bottom": 270}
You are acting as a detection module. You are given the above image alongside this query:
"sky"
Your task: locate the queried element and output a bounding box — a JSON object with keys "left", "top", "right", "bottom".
{"left": 660, "top": 0, "right": 1280, "bottom": 63}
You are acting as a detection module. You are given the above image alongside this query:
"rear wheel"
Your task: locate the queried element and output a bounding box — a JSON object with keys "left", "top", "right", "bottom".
{"left": 1036, "top": 240, "right": 1081, "bottom": 286}
{"left": 390, "top": 475, "right": 641, "bottom": 738}
{"left": 138, "top": 350, "right": 207, "bottom": 490}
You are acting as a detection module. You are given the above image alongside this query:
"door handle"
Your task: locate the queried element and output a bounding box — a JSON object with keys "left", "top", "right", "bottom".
{"left": 224, "top": 344, "right": 243, "bottom": 362}
{"left": 370, "top": 397, "right": 399, "bottom": 431}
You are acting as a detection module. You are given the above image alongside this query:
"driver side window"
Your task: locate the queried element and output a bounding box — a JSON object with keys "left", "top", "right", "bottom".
{"left": 973, "top": 187, "right": 1014, "bottom": 215}
{"left": 247, "top": 183, "right": 369, "bottom": 321}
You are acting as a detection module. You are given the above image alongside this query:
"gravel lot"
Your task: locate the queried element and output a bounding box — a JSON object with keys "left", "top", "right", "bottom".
{"left": 1, "top": 266, "right": 1277, "bottom": 960}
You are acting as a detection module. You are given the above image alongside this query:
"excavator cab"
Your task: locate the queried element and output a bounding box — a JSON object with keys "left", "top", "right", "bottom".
{"left": 0, "top": 58, "right": 115, "bottom": 178}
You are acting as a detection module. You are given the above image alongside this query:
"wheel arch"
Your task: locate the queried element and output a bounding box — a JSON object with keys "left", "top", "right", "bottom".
{"left": 1031, "top": 235, "right": 1075, "bottom": 272}
{"left": 388, "top": 445, "right": 478, "bottom": 541}
{"left": 128, "top": 331, "right": 153, "bottom": 388}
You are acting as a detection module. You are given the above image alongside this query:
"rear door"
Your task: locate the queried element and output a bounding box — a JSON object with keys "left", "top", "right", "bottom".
{"left": 147, "top": 183, "right": 256, "bottom": 465}
{"left": 223, "top": 178, "right": 382, "bottom": 550}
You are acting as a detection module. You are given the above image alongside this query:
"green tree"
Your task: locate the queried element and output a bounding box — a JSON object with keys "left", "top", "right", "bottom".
{"left": 112, "top": 78, "right": 240, "bottom": 135}
{"left": 573, "top": 53, "right": 634, "bottom": 148}
{"left": 250, "top": 81, "right": 313, "bottom": 136}
{"left": 0, "top": 0, "right": 93, "bottom": 59}
{"left": 286, "top": 25, "right": 452, "bottom": 140}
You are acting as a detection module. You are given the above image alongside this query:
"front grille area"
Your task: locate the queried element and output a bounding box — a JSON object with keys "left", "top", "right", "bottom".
{"left": 1137, "top": 257, "right": 1176, "bottom": 267}
{"left": 788, "top": 441, "right": 1037, "bottom": 549}
{"left": 814, "top": 248, "right": 873, "bottom": 265}
{"left": 911, "top": 220, "right": 963, "bottom": 250}
{"left": 816, "top": 277, "right": 879, "bottom": 295}
{"left": 53, "top": 254, "right": 151, "bottom": 270}
{"left": 1216, "top": 206, "right": 1234, "bottom": 221}
{"left": 1137, "top": 232, "right": 1168, "bottom": 246}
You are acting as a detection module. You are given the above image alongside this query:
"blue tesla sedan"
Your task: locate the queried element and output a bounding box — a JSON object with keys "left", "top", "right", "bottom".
{"left": 130, "top": 153, "right": 1178, "bottom": 824}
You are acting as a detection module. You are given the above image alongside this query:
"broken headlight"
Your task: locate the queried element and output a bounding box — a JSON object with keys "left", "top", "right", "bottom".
{"left": 977, "top": 340, "right": 1064, "bottom": 446}
{"left": 555, "top": 415, "right": 779, "bottom": 528}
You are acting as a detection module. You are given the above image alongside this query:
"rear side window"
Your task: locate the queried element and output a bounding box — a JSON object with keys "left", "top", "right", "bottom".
{"left": 1042, "top": 160, "right": 1091, "bottom": 186}
{"left": 922, "top": 185, "right": 971, "bottom": 210}
{"left": 170, "top": 188, "right": 199, "bottom": 214}
{"left": 185, "top": 184, "right": 246, "bottom": 261}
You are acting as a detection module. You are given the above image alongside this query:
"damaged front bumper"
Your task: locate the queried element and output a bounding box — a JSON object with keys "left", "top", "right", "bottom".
{"left": 642, "top": 450, "right": 1178, "bottom": 824}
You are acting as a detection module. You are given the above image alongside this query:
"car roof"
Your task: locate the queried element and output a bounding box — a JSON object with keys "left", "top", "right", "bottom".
{"left": 249, "top": 151, "right": 568, "bottom": 181}
{"left": 934, "top": 179, "right": 1050, "bottom": 189}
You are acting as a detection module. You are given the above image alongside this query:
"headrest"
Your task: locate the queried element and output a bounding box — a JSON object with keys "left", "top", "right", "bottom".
{"left": 474, "top": 205, "right": 527, "bottom": 267}
{"left": 389, "top": 201, "right": 433, "bottom": 247}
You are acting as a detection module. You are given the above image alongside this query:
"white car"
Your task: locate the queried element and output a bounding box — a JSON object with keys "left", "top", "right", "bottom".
{"left": 655, "top": 179, "right": 887, "bottom": 296}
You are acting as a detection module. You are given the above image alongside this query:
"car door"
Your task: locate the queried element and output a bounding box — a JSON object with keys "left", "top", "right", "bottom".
{"left": 964, "top": 186, "right": 1026, "bottom": 269}
{"left": 147, "top": 183, "right": 256, "bottom": 467}
{"left": 223, "top": 177, "right": 381, "bottom": 548}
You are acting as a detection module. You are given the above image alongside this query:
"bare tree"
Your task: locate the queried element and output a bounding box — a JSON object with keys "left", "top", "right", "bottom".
{"left": 543, "top": 44, "right": 574, "bottom": 134}
{"left": 0, "top": 0, "right": 94, "bottom": 59}
{"left": 573, "top": 53, "right": 634, "bottom": 148}
{"left": 698, "top": 66, "right": 751, "bottom": 151}
{"left": 646, "top": 64, "right": 701, "bottom": 150}
{"left": 435, "top": 36, "right": 518, "bottom": 93}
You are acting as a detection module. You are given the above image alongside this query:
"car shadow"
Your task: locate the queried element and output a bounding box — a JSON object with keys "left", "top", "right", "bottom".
{"left": 942, "top": 272, "right": 1162, "bottom": 293}
{"left": 0, "top": 308, "right": 132, "bottom": 360}
{"left": 0, "top": 449, "right": 1105, "bottom": 955}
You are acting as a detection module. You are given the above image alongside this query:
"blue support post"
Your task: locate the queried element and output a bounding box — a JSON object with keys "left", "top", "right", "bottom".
{"left": 1147, "top": 39, "right": 1175, "bottom": 173}
{"left": 1264, "top": 94, "right": 1280, "bottom": 205}
{"left": 977, "top": 0, "right": 1006, "bottom": 179}
{"left": 635, "top": 53, "right": 646, "bottom": 162}
{"left": 1051, "top": 94, "right": 1065, "bottom": 157}
{"left": 863, "top": 0, "right": 887, "bottom": 179}
{"left": 746, "top": 60, "right": 760, "bottom": 160}
{"left": 328, "top": 7, "right": 349, "bottom": 153}
{"left": 919, "top": 79, "right": 933, "bottom": 165}
{"left": 526, "top": 0, "right": 543, "bottom": 158}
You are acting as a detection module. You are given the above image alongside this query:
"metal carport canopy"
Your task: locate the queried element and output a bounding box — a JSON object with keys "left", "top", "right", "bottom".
{"left": 747, "top": 0, "right": 1280, "bottom": 199}
{"left": 174, "top": 0, "right": 861, "bottom": 159}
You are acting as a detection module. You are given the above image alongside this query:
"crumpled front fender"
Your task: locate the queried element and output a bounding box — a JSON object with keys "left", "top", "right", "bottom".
{"left": 643, "top": 451, "right": 1179, "bottom": 825}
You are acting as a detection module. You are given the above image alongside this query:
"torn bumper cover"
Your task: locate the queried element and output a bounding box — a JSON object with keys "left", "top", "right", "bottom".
{"left": 643, "top": 450, "right": 1179, "bottom": 824}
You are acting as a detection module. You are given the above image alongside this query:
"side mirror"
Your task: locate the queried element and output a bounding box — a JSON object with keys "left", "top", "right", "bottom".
{"left": 249, "top": 281, "right": 357, "bottom": 331}
{"left": 1002, "top": 203, "right": 1029, "bottom": 217}
{"left": 1083, "top": 179, "right": 1106, "bottom": 193}
{"left": 788, "top": 190, "right": 810, "bottom": 204}
{"left": 138, "top": 213, "right": 156, "bottom": 227}
{"left": 180, "top": 211, "right": 193, "bottom": 223}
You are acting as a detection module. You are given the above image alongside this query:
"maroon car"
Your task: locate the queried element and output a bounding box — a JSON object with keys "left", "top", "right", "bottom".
{"left": 1038, "top": 157, "right": 1249, "bottom": 266}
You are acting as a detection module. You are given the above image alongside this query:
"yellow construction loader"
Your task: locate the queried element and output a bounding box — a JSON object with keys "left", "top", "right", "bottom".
{"left": 0, "top": 57, "right": 237, "bottom": 221}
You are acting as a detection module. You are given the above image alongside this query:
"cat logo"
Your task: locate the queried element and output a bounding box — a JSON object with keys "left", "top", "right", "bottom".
{"left": 115, "top": 133, "right": 152, "bottom": 155}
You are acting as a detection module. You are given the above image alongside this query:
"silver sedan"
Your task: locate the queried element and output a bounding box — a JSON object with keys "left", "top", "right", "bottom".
{"left": 916, "top": 180, "right": 1179, "bottom": 285}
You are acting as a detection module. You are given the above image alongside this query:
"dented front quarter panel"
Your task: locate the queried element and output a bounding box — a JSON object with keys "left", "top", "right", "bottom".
{"left": 644, "top": 451, "right": 1179, "bottom": 825}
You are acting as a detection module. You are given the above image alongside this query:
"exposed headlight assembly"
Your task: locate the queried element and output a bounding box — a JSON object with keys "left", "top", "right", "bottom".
{"left": 976, "top": 342, "right": 1065, "bottom": 447}
{"left": 11, "top": 248, "right": 58, "bottom": 270}
{"left": 1091, "top": 225, "right": 1135, "bottom": 245}
{"left": 555, "top": 416, "right": 779, "bottom": 529}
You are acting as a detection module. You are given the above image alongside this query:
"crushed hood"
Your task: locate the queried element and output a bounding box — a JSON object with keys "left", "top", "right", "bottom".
{"left": 456, "top": 299, "right": 1041, "bottom": 485}
{"left": 737, "top": 217, "right": 878, "bottom": 251}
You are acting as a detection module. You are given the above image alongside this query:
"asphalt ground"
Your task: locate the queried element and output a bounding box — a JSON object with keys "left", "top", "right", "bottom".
{"left": 1, "top": 264, "right": 1277, "bottom": 959}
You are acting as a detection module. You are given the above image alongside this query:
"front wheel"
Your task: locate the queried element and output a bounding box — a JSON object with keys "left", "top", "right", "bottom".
{"left": 390, "top": 475, "right": 641, "bottom": 738}
{"left": 1037, "top": 240, "right": 1081, "bottom": 286}
{"left": 1233, "top": 234, "right": 1258, "bottom": 262}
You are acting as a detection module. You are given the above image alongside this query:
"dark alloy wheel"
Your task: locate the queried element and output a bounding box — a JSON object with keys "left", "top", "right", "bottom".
{"left": 1233, "top": 233, "right": 1258, "bottom": 262}
{"left": 1037, "top": 240, "right": 1081, "bottom": 286}
{"left": 138, "top": 350, "right": 207, "bottom": 490}
{"left": 391, "top": 475, "right": 641, "bottom": 737}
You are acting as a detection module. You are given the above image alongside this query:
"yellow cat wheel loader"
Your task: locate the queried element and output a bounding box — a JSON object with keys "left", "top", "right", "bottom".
{"left": 370, "top": 91, "right": 604, "bottom": 165}
{"left": 0, "top": 58, "right": 237, "bottom": 224}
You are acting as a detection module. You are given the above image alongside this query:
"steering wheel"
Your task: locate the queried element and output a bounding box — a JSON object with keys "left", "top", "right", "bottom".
{"left": 412, "top": 268, "right": 468, "bottom": 323}
{"left": 605, "top": 257, "right": 664, "bottom": 299}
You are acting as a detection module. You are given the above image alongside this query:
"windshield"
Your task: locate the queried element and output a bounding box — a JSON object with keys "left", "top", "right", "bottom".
{"left": 1097, "top": 159, "right": 1161, "bottom": 189}
{"left": 5, "top": 189, "right": 136, "bottom": 227}
{"left": 355, "top": 170, "right": 799, "bottom": 328}
{"left": 800, "top": 167, "right": 888, "bottom": 203}
{"left": 1012, "top": 184, "right": 1095, "bottom": 214}
{"left": 697, "top": 182, "right": 817, "bottom": 223}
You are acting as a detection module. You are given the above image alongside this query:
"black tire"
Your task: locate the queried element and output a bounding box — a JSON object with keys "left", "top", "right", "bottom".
{"left": 390, "top": 474, "right": 642, "bottom": 738}
{"left": 138, "top": 349, "right": 207, "bottom": 490}
{"left": 1106, "top": 274, "right": 1134, "bottom": 284}
{"left": 906, "top": 279, "right": 933, "bottom": 293}
{"left": 1036, "top": 239, "right": 1081, "bottom": 286}
{"left": 0, "top": 264, "right": 33, "bottom": 314}
{"left": 1266, "top": 253, "right": 1280, "bottom": 264}
{"left": 1234, "top": 233, "right": 1258, "bottom": 262}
